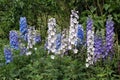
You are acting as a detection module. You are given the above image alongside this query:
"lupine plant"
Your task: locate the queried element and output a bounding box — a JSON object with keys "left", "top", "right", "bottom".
{"left": 94, "top": 33, "right": 103, "bottom": 62}
{"left": 9, "top": 30, "right": 19, "bottom": 50}
{"left": 86, "top": 17, "right": 95, "bottom": 67}
{"left": 4, "top": 47, "right": 13, "bottom": 64}
{"left": 59, "top": 29, "right": 69, "bottom": 55}
{"left": 105, "top": 16, "right": 114, "bottom": 57}
{"left": 27, "top": 26, "right": 36, "bottom": 49}
{"left": 47, "top": 18, "right": 57, "bottom": 54}
{"left": 68, "top": 10, "right": 79, "bottom": 53}
{"left": 19, "top": 17, "right": 28, "bottom": 41}
{"left": 77, "top": 24, "right": 84, "bottom": 46}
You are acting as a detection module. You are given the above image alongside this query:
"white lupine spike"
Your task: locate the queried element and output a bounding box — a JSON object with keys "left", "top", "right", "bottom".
{"left": 27, "top": 26, "right": 36, "bottom": 50}
{"left": 47, "top": 18, "right": 57, "bottom": 54}
{"left": 59, "top": 29, "right": 69, "bottom": 54}
{"left": 68, "top": 10, "right": 79, "bottom": 53}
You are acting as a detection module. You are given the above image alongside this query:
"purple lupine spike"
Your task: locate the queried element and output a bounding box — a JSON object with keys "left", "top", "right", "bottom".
{"left": 86, "top": 17, "right": 94, "bottom": 67}
{"left": 4, "top": 47, "right": 13, "bottom": 64}
{"left": 87, "top": 18, "right": 93, "bottom": 31}
{"left": 9, "top": 30, "right": 19, "bottom": 50}
{"left": 94, "top": 34, "right": 103, "bottom": 62}
{"left": 105, "top": 17, "right": 114, "bottom": 56}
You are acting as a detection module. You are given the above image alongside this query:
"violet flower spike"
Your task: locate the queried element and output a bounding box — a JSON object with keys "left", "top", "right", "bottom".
{"left": 105, "top": 17, "right": 114, "bottom": 57}
{"left": 86, "top": 17, "right": 95, "bottom": 67}
{"left": 94, "top": 34, "right": 103, "bottom": 62}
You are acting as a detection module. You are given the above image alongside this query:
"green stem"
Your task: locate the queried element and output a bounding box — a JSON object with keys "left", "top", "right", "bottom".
{"left": 97, "top": 0, "right": 103, "bottom": 15}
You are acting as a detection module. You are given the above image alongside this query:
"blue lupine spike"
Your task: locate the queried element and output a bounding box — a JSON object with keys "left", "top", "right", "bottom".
{"left": 56, "top": 33, "right": 61, "bottom": 50}
{"left": 19, "top": 17, "right": 28, "bottom": 41}
{"left": 4, "top": 47, "right": 13, "bottom": 64}
{"left": 77, "top": 24, "right": 84, "bottom": 45}
{"left": 9, "top": 30, "right": 19, "bottom": 50}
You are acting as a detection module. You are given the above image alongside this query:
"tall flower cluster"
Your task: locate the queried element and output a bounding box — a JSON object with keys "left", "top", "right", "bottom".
{"left": 77, "top": 24, "right": 84, "bottom": 45}
{"left": 9, "top": 30, "right": 19, "bottom": 50}
{"left": 4, "top": 47, "right": 13, "bottom": 64}
{"left": 59, "top": 29, "right": 69, "bottom": 55}
{"left": 94, "top": 34, "right": 103, "bottom": 62}
{"left": 19, "top": 17, "right": 28, "bottom": 41}
{"left": 105, "top": 18, "right": 114, "bottom": 56}
{"left": 86, "top": 17, "right": 94, "bottom": 67}
{"left": 47, "top": 18, "right": 57, "bottom": 53}
{"left": 27, "top": 26, "right": 36, "bottom": 49}
{"left": 68, "top": 10, "right": 79, "bottom": 53}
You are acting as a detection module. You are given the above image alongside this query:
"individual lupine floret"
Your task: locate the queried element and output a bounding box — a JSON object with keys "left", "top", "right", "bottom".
{"left": 105, "top": 17, "right": 114, "bottom": 57}
{"left": 19, "top": 17, "right": 28, "bottom": 41}
{"left": 68, "top": 10, "right": 79, "bottom": 53}
{"left": 86, "top": 17, "right": 95, "bottom": 67}
{"left": 9, "top": 30, "right": 19, "bottom": 50}
{"left": 47, "top": 18, "right": 57, "bottom": 54}
{"left": 4, "top": 47, "right": 13, "bottom": 64}
{"left": 35, "top": 34, "right": 41, "bottom": 43}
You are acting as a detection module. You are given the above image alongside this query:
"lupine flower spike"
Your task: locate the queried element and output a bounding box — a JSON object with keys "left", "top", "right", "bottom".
{"left": 27, "top": 26, "right": 36, "bottom": 49}
{"left": 4, "top": 47, "right": 13, "bottom": 64}
{"left": 47, "top": 18, "right": 57, "bottom": 54}
{"left": 94, "top": 33, "right": 103, "bottom": 62}
{"left": 60, "top": 29, "right": 69, "bottom": 55}
{"left": 77, "top": 24, "right": 84, "bottom": 46}
{"left": 19, "top": 17, "right": 28, "bottom": 41}
{"left": 69, "top": 10, "right": 79, "bottom": 53}
{"left": 86, "top": 17, "right": 95, "bottom": 67}
{"left": 105, "top": 16, "right": 114, "bottom": 57}
{"left": 9, "top": 30, "right": 19, "bottom": 50}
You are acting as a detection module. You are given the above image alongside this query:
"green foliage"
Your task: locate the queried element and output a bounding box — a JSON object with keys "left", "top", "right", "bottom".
{"left": 0, "top": 43, "right": 120, "bottom": 80}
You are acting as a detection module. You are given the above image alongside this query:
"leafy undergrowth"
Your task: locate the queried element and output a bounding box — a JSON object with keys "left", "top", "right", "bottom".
{"left": 0, "top": 45, "right": 119, "bottom": 80}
